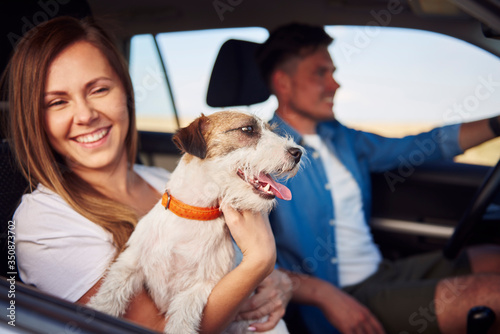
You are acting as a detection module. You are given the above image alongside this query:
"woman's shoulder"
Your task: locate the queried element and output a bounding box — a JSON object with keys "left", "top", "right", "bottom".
{"left": 14, "top": 184, "right": 69, "bottom": 220}
{"left": 13, "top": 184, "right": 112, "bottom": 241}
{"left": 13, "top": 185, "right": 115, "bottom": 302}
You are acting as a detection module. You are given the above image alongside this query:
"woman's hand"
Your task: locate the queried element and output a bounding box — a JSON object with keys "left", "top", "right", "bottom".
{"left": 236, "top": 269, "right": 292, "bottom": 331}
{"left": 221, "top": 205, "right": 276, "bottom": 276}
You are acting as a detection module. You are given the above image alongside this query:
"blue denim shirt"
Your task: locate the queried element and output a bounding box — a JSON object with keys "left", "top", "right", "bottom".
{"left": 269, "top": 114, "right": 462, "bottom": 334}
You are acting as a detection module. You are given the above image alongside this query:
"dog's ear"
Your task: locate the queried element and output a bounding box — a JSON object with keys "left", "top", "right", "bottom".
{"left": 172, "top": 114, "right": 208, "bottom": 159}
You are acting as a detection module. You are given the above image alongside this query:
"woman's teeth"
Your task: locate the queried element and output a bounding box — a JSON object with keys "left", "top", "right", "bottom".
{"left": 75, "top": 128, "right": 109, "bottom": 143}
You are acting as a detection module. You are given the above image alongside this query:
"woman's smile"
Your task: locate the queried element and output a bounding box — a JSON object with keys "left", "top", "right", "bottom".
{"left": 72, "top": 126, "right": 112, "bottom": 147}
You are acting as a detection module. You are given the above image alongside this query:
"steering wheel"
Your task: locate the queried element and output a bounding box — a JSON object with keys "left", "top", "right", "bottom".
{"left": 443, "top": 158, "right": 500, "bottom": 259}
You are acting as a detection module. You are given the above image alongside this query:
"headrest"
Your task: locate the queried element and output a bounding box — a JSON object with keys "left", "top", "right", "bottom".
{"left": 206, "top": 39, "right": 270, "bottom": 107}
{"left": 0, "top": 0, "right": 93, "bottom": 140}
{"left": 1, "top": 0, "right": 93, "bottom": 83}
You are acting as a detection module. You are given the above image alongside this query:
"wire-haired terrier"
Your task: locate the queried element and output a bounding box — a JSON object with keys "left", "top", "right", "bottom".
{"left": 89, "top": 111, "right": 303, "bottom": 333}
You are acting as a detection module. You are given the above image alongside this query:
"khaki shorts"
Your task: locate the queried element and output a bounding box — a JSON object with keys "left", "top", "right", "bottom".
{"left": 342, "top": 251, "right": 471, "bottom": 334}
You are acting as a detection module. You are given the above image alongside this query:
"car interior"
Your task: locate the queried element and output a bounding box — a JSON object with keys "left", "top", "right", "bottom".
{"left": 1, "top": 0, "right": 499, "bottom": 332}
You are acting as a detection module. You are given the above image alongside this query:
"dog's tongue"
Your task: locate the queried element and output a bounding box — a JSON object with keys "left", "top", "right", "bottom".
{"left": 259, "top": 173, "right": 292, "bottom": 200}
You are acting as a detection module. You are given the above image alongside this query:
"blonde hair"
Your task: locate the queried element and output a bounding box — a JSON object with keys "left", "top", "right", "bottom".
{"left": 6, "top": 16, "right": 138, "bottom": 250}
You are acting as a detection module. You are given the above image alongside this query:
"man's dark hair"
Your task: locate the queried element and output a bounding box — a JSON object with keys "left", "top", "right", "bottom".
{"left": 256, "top": 22, "right": 333, "bottom": 89}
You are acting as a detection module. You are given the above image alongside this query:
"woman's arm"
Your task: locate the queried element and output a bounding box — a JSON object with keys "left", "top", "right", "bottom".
{"left": 200, "top": 206, "right": 277, "bottom": 333}
{"left": 78, "top": 279, "right": 167, "bottom": 331}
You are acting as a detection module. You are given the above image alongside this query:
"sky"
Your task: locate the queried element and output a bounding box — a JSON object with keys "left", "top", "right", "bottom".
{"left": 129, "top": 25, "right": 500, "bottom": 127}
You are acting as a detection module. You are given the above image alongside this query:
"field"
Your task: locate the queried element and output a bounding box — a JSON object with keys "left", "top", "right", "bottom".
{"left": 137, "top": 117, "right": 500, "bottom": 167}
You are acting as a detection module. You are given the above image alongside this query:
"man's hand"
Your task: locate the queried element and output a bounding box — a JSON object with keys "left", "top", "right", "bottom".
{"left": 287, "top": 272, "right": 386, "bottom": 334}
{"left": 236, "top": 269, "right": 292, "bottom": 331}
{"left": 319, "top": 287, "right": 385, "bottom": 334}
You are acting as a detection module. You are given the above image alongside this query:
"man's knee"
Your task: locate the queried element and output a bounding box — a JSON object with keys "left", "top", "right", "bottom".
{"left": 435, "top": 274, "right": 500, "bottom": 333}
{"left": 467, "top": 244, "right": 500, "bottom": 273}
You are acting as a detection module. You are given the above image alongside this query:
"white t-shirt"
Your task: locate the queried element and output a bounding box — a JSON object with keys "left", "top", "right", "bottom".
{"left": 302, "top": 135, "right": 382, "bottom": 287}
{"left": 14, "top": 164, "right": 170, "bottom": 302}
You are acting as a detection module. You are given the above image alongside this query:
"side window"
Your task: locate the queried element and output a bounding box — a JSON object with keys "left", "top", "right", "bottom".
{"left": 129, "top": 26, "right": 499, "bottom": 166}
{"left": 129, "top": 27, "right": 274, "bottom": 130}
{"left": 326, "top": 26, "right": 500, "bottom": 166}
{"left": 155, "top": 27, "right": 275, "bottom": 127}
{"left": 129, "top": 34, "right": 178, "bottom": 133}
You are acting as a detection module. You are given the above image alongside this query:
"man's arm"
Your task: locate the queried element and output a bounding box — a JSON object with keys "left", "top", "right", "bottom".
{"left": 459, "top": 115, "right": 500, "bottom": 151}
{"left": 286, "top": 271, "right": 386, "bottom": 334}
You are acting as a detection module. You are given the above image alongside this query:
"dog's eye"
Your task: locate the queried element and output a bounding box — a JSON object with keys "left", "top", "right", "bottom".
{"left": 241, "top": 126, "right": 254, "bottom": 133}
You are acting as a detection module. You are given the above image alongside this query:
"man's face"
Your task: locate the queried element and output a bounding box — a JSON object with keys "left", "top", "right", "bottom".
{"left": 279, "top": 46, "right": 340, "bottom": 133}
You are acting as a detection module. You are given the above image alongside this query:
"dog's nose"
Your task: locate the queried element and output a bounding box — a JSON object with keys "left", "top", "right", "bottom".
{"left": 288, "top": 147, "right": 302, "bottom": 164}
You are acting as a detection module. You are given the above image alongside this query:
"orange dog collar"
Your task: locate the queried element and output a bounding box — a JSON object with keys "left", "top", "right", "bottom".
{"left": 162, "top": 191, "right": 222, "bottom": 221}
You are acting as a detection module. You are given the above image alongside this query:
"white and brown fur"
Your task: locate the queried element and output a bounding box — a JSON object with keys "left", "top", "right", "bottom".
{"left": 88, "top": 111, "right": 302, "bottom": 333}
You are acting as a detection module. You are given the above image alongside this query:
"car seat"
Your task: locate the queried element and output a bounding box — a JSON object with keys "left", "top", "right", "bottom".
{"left": 0, "top": 0, "right": 93, "bottom": 280}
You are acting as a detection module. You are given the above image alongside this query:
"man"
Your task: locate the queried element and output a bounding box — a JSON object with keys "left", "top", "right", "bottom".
{"left": 256, "top": 23, "right": 500, "bottom": 334}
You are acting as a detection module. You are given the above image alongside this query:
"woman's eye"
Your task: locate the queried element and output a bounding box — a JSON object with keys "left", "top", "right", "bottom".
{"left": 47, "top": 100, "right": 66, "bottom": 108}
{"left": 241, "top": 126, "right": 253, "bottom": 133}
{"left": 92, "top": 87, "right": 109, "bottom": 94}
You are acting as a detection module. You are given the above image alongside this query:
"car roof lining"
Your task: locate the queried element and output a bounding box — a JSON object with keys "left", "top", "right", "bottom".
{"left": 1, "top": 0, "right": 499, "bottom": 76}
{"left": 85, "top": 0, "right": 500, "bottom": 57}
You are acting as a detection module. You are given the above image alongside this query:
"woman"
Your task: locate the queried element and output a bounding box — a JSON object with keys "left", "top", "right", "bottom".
{"left": 6, "top": 16, "right": 289, "bottom": 332}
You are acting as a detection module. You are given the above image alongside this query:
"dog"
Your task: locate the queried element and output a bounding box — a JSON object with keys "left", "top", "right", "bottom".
{"left": 88, "top": 111, "right": 303, "bottom": 333}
